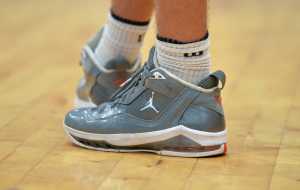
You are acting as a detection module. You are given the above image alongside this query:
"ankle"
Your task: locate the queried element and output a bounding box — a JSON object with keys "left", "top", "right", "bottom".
{"left": 155, "top": 33, "right": 211, "bottom": 84}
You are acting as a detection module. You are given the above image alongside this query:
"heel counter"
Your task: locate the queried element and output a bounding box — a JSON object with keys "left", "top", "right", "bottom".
{"left": 180, "top": 94, "right": 225, "bottom": 132}
{"left": 180, "top": 106, "right": 225, "bottom": 132}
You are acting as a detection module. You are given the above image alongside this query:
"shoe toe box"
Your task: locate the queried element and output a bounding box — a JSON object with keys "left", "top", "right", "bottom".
{"left": 64, "top": 108, "right": 90, "bottom": 130}
{"left": 63, "top": 105, "right": 121, "bottom": 133}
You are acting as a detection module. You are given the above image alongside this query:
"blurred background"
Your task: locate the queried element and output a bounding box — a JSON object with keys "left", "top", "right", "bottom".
{"left": 0, "top": 0, "right": 299, "bottom": 190}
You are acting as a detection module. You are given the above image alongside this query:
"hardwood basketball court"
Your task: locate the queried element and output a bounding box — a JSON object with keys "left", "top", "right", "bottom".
{"left": 0, "top": 0, "right": 299, "bottom": 189}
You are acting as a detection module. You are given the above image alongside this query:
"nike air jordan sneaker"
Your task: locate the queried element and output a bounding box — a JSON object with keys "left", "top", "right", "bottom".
{"left": 64, "top": 48, "right": 227, "bottom": 157}
{"left": 75, "top": 29, "right": 141, "bottom": 107}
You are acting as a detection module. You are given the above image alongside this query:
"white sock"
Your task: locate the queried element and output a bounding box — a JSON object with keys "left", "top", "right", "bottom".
{"left": 155, "top": 36, "right": 211, "bottom": 84}
{"left": 94, "top": 12, "right": 149, "bottom": 68}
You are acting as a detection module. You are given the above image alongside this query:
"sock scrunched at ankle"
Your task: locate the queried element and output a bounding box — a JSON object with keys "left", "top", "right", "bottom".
{"left": 94, "top": 11, "right": 149, "bottom": 68}
{"left": 155, "top": 34, "right": 211, "bottom": 84}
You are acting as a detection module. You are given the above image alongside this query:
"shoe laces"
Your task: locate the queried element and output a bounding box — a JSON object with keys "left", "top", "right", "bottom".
{"left": 103, "top": 63, "right": 152, "bottom": 109}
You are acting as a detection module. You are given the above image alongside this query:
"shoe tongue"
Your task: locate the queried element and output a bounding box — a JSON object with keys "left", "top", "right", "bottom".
{"left": 144, "top": 48, "right": 226, "bottom": 89}
{"left": 198, "top": 70, "right": 226, "bottom": 89}
{"left": 105, "top": 57, "right": 131, "bottom": 71}
{"left": 144, "top": 47, "right": 157, "bottom": 71}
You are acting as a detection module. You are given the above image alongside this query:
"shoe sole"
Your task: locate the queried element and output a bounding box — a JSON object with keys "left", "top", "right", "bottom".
{"left": 74, "top": 96, "right": 96, "bottom": 108}
{"left": 63, "top": 123, "right": 227, "bottom": 158}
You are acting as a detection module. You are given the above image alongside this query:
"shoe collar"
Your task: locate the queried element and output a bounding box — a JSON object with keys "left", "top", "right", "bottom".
{"left": 152, "top": 51, "right": 224, "bottom": 93}
{"left": 82, "top": 44, "right": 141, "bottom": 74}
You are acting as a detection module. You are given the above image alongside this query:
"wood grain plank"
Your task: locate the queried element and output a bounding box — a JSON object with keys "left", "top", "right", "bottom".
{"left": 0, "top": 0, "right": 299, "bottom": 190}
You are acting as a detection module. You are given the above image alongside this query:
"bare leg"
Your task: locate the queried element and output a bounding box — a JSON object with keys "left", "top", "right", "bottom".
{"left": 155, "top": 0, "right": 207, "bottom": 42}
{"left": 112, "top": 0, "right": 154, "bottom": 22}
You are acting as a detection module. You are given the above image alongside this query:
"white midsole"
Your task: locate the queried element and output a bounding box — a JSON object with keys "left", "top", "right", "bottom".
{"left": 66, "top": 130, "right": 225, "bottom": 157}
{"left": 64, "top": 124, "right": 226, "bottom": 147}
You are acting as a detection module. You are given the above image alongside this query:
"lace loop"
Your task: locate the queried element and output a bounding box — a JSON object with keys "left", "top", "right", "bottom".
{"left": 110, "top": 63, "right": 152, "bottom": 107}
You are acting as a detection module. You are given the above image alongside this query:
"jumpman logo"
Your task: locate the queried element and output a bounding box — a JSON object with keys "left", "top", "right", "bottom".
{"left": 150, "top": 71, "right": 166, "bottom": 80}
{"left": 140, "top": 92, "right": 159, "bottom": 113}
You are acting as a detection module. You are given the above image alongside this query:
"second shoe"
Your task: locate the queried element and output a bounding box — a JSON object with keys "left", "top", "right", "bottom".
{"left": 75, "top": 29, "right": 141, "bottom": 107}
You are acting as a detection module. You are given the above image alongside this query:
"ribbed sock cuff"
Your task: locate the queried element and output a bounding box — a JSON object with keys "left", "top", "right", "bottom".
{"left": 155, "top": 35, "right": 211, "bottom": 84}
{"left": 157, "top": 32, "right": 209, "bottom": 44}
{"left": 111, "top": 10, "right": 150, "bottom": 26}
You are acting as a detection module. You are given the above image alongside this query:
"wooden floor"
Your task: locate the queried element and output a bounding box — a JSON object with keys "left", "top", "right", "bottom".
{"left": 1, "top": 0, "right": 300, "bottom": 189}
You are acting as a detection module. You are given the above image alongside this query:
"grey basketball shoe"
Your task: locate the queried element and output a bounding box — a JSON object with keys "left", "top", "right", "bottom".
{"left": 75, "top": 29, "right": 141, "bottom": 107}
{"left": 64, "top": 48, "right": 227, "bottom": 157}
